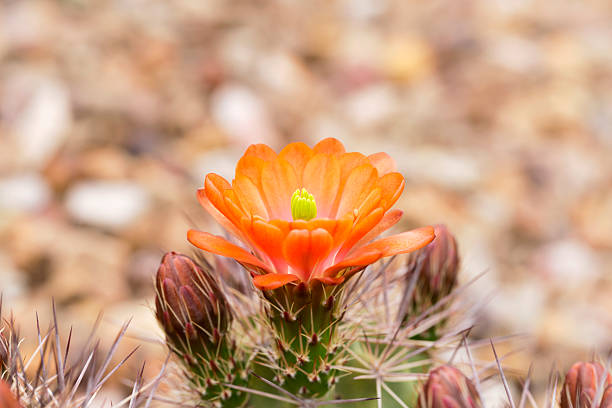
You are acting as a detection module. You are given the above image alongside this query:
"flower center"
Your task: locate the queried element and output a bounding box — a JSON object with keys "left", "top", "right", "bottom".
{"left": 291, "top": 188, "right": 317, "bottom": 221}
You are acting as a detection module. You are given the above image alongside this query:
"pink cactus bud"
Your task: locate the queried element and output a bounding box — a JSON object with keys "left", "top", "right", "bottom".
{"left": 154, "top": 252, "right": 230, "bottom": 345}
{"left": 401, "top": 224, "right": 459, "bottom": 324}
{"left": 418, "top": 365, "right": 482, "bottom": 408}
{"left": 560, "top": 362, "right": 612, "bottom": 408}
{"left": 0, "top": 380, "right": 21, "bottom": 408}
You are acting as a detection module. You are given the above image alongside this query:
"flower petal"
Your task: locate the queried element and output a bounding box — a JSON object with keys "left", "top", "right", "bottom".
{"left": 236, "top": 154, "right": 266, "bottom": 187}
{"left": 278, "top": 142, "right": 314, "bottom": 182}
{"left": 197, "top": 189, "right": 246, "bottom": 241}
{"left": 335, "top": 163, "right": 378, "bottom": 217}
{"left": 355, "top": 226, "right": 435, "bottom": 257}
{"left": 234, "top": 175, "right": 269, "bottom": 218}
{"left": 377, "top": 172, "right": 405, "bottom": 210}
{"left": 325, "top": 226, "right": 435, "bottom": 278}
{"left": 353, "top": 209, "right": 403, "bottom": 249}
{"left": 323, "top": 249, "right": 382, "bottom": 278}
{"left": 368, "top": 152, "right": 397, "bottom": 175}
{"left": 252, "top": 273, "right": 299, "bottom": 290}
{"left": 338, "top": 206, "right": 384, "bottom": 258}
{"left": 187, "top": 229, "right": 273, "bottom": 274}
{"left": 243, "top": 143, "right": 277, "bottom": 161}
{"left": 313, "top": 138, "right": 346, "bottom": 155}
{"left": 261, "top": 158, "right": 299, "bottom": 220}
{"left": 282, "top": 228, "right": 333, "bottom": 281}
{"left": 303, "top": 154, "right": 341, "bottom": 218}
{"left": 204, "top": 173, "right": 233, "bottom": 215}
{"left": 251, "top": 219, "right": 288, "bottom": 273}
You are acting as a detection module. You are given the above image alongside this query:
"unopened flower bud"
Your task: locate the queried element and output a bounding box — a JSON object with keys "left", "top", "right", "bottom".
{"left": 418, "top": 365, "right": 482, "bottom": 408}
{"left": 155, "top": 252, "right": 230, "bottom": 346}
{"left": 560, "top": 362, "right": 612, "bottom": 408}
{"left": 0, "top": 380, "right": 21, "bottom": 408}
{"left": 400, "top": 224, "right": 459, "bottom": 325}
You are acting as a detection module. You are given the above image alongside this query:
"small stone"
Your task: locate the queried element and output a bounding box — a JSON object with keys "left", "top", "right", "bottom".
{"left": 0, "top": 173, "right": 51, "bottom": 213}
{"left": 2, "top": 74, "right": 71, "bottom": 168}
{"left": 210, "top": 83, "right": 278, "bottom": 146}
{"left": 64, "top": 181, "right": 150, "bottom": 230}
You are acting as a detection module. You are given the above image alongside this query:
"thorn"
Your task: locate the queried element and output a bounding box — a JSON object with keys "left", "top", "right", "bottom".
{"left": 310, "top": 333, "right": 319, "bottom": 346}
{"left": 184, "top": 322, "right": 196, "bottom": 340}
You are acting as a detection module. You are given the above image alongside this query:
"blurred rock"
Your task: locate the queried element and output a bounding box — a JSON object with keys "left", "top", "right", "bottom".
{"left": 0, "top": 173, "right": 51, "bottom": 213}
{"left": 343, "top": 84, "right": 397, "bottom": 128}
{"left": 2, "top": 74, "right": 71, "bottom": 168}
{"left": 533, "top": 239, "right": 600, "bottom": 288}
{"left": 572, "top": 186, "right": 612, "bottom": 249}
{"left": 65, "top": 181, "right": 150, "bottom": 231}
{"left": 210, "top": 83, "right": 279, "bottom": 146}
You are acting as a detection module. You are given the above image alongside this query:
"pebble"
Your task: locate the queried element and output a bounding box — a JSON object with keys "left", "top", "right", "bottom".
{"left": 64, "top": 181, "right": 150, "bottom": 230}
{"left": 0, "top": 173, "right": 51, "bottom": 213}
{"left": 533, "top": 239, "right": 600, "bottom": 287}
{"left": 210, "top": 83, "right": 279, "bottom": 146}
{"left": 2, "top": 75, "right": 71, "bottom": 168}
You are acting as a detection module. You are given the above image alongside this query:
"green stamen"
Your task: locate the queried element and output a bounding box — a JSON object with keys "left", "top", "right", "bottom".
{"left": 291, "top": 188, "right": 317, "bottom": 221}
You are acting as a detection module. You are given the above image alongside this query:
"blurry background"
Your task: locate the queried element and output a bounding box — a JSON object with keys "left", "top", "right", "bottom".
{"left": 1, "top": 0, "right": 612, "bottom": 405}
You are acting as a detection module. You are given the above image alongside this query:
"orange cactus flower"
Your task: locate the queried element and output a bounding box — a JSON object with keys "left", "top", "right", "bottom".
{"left": 188, "top": 138, "right": 434, "bottom": 291}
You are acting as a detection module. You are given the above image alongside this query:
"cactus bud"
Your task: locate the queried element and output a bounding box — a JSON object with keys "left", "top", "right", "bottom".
{"left": 560, "top": 362, "right": 612, "bottom": 408}
{"left": 417, "top": 365, "right": 482, "bottom": 408}
{"left": 154, "top": 252, "right": 249, "bottom": 407}
{"left": 400, "top": 225, "right": 459, "bottom": 330}
{"left": 155, "top": 251, "right": 230, "bottom": 346}
{"left": 0, "top": 380, "right": 21, "bottom": 408}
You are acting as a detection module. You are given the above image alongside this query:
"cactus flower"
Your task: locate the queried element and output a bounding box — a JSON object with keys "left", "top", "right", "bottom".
{"left": 417, "top": 365, "right": 482, "bottom": 408}
{"left": 187, "top": 138, "right": 434, "bottom": 290}
{"left": 561, "top": 362, "right": 612, "bottom": 408}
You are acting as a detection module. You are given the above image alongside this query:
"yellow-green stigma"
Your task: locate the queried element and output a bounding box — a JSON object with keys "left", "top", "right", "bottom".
{"left": 291, "top": 188, "right": 317, "bottom": 221}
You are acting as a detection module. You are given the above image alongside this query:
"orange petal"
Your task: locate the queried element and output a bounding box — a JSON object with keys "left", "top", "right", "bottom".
{"left": 251, "top": 219, "right": 285, "bottom": 266}
{"left": 235, "top": 154, "right": 266, "bottom": 187}
{"left": 335, "top": 163, "right": 378, "bottom": 217}
{"left": 197, "top": 189, "right": 246, "bottom": 241}
{"left": 338, "top": 207, "right": 384, "bottom": 258}
{"left": 323, "top": 249, "right": 382, "bottom": 278}
{"left": 204, "top": 173, "right": 232, "bottom": 215}
{"left": 252, "top": 273, "right": 299, "bottom": 290}
{"left": 351, "top": 226, "right": 435, "bottom": 258}
{"left": 353, "top": 209, "right": 403, "bottom": 248}
{"left": 278, "top": 142, "right": 314, "bottom": 182}
{"left": 355, "top": 187, "right": 382, "bottom": 222}
{"left": 311, "top": 276, "right": 345, "bottom": 286}
{"left": 303, "top": 154, "right": 341, "bottom": 218}
{"left": 332, "top": 213, "right": 355, "bottom": 247}
{"left": 313, "top": 138, "right": 346, "bottom": 155}
{"left": 233, "top": 175, "right": 269, "bottom": 218}
{"left": 282, "top": 229, "right": 310, "bottom": 281}
{"left": 243, "top": 143, "right": 277, "bottom": 161}
{"left": 187, "top": 230, "right": 273, "bottom": 274}
{"left": 307, "top": 218, "right": 338, "bottom": 236}
{"left": 282, "top": 228, "right": 333, "bottom": 281}
{"left": 325, "top": 226, "right": 435, "bottom": 278}
{"left": 377, "top": 172, "right": 405, "bottom": 210}
{"left": 261, "top": 158, "right": 299, "bottom": 219}
{"left": 368, "top": 152, "right": 397, "bottom": 175}
{"left": 310, "top": 228, "right": 334, "bottom": 270}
